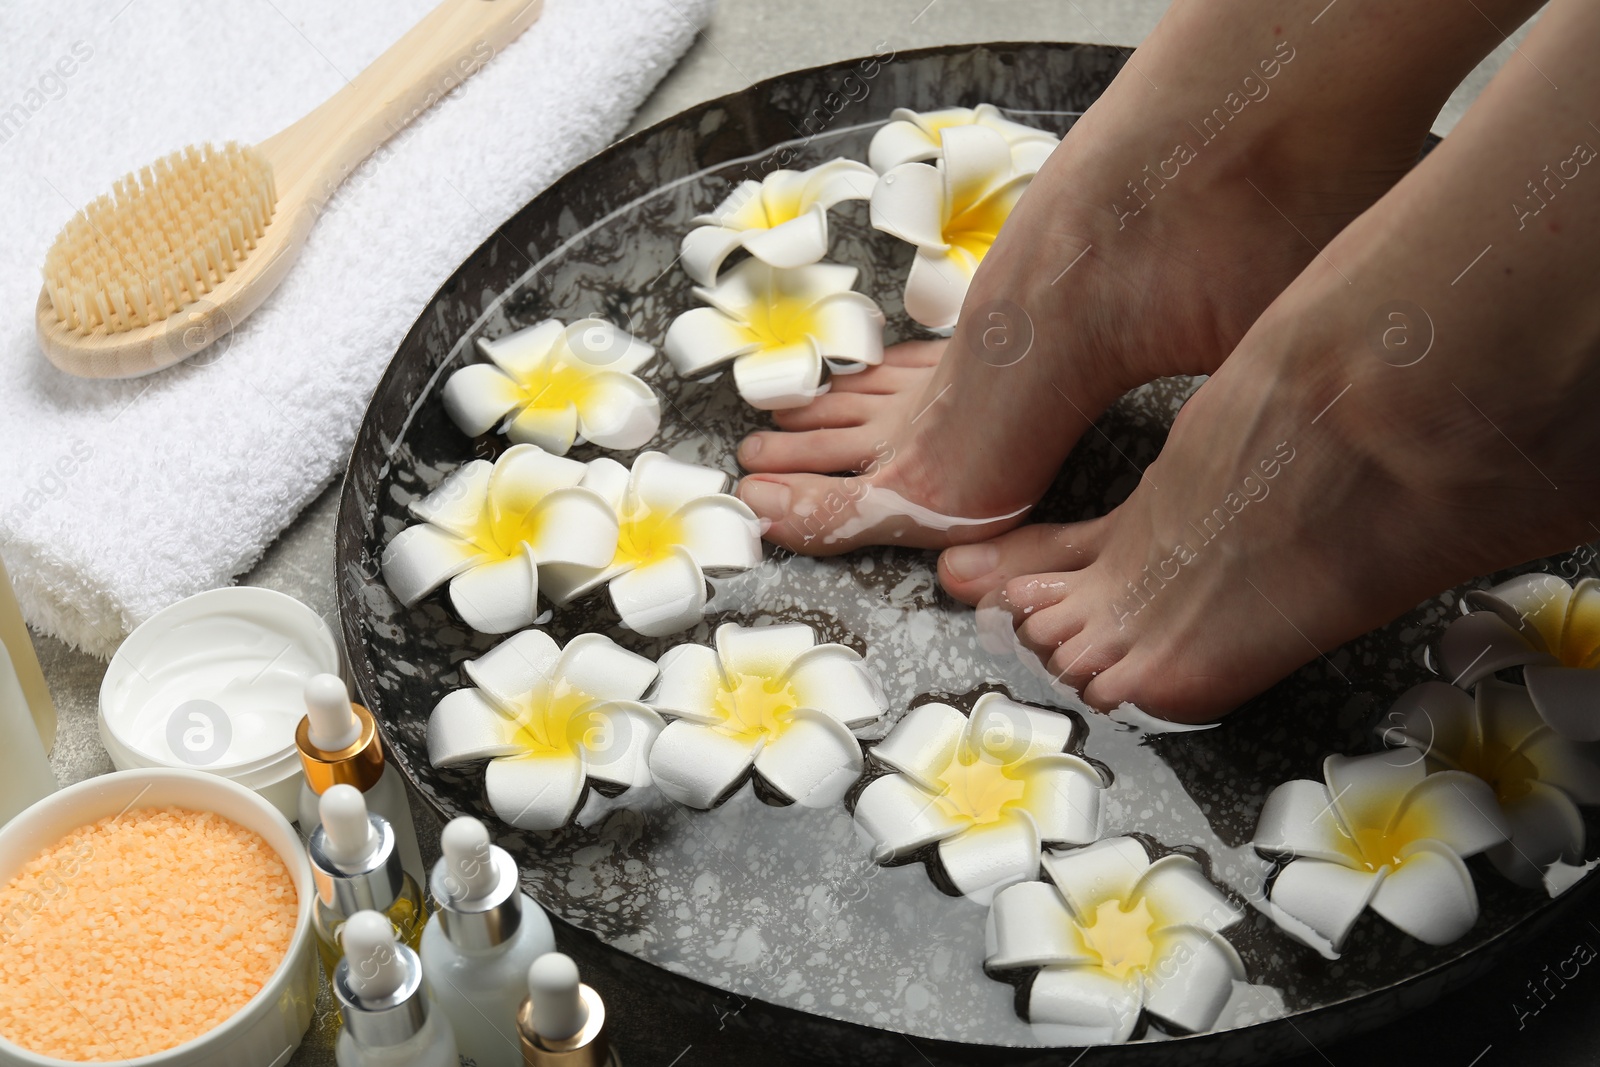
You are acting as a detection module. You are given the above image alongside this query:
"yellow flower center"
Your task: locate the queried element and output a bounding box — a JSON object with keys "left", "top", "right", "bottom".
{"left": 511, "top": 680, "right": 601, "bottom": 757}
{"left": 1080, "top": 897, "right": 1157, "bottom": 980}
{"left": 741, "top": 292, "right": 821, "bottom": 350}
{"left": 1344, "top": 822, "right": 1412, "bottom": 871}
{"left": 1452, "top": 738, "right": 1538, "bottom": 805}
{"left": 713, "top": 673, "right": 798, "bottom": 743}
{"left": 466, "top": 498, "right": 540, "bottom": 563}
{"left": 944, "top": 196, "right": 1010, "bottom": 261}
{"left": 931, "top": 748, "right": 1025, "bottom": 826}
{"left": 516, "top": 357, "right": 598, "bottom": 411}
{"left": 613, "top": 505, "right": 685, "bottom": 570}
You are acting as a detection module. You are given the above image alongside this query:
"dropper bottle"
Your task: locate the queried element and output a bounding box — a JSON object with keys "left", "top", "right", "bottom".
{"left": 420, "top": 817, "right": 555, "bottom": 1067}
{"left": 334, "top": 910, "right": 458, "bottom": 1067}
{"left": 516, "top": 953, "right": 622, "bottom": 1067}
{"left": 310, "top": 784, "right": 428, "bottom": 981}
{"left": 297, "top": 673, "right": 425, "bottom": 881}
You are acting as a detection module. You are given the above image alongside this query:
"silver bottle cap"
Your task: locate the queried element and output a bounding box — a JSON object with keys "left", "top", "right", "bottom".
{"left": 430, "top": 844, "right": 524, "bottom": 952}
{"left": 334, "top": 939, "right": 430, "bottom": 1048}
{"left": 309, "top": 812, "right": 404, "bottom": 916}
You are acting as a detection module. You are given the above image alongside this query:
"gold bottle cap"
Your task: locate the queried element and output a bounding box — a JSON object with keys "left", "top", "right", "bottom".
{"left": 518, "top": 984, "right": 613, "bottom": 1067}
{"left": 296, "top": 700, "right": 385, "bottom": 794}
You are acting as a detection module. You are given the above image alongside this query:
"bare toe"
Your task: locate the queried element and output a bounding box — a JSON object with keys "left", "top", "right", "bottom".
{"left": 738, "top": 424, "right": 884, "bottom": 475}
{"left": 938, "top": 520, "right": 1104, "bottom": 605}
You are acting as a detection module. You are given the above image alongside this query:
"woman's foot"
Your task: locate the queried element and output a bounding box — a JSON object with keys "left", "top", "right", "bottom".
{"left": 953, "top": 0, "right": 1600, "bottom": 721}
{"left": 737, "top": 0, "right": 1542, "bottom": 555}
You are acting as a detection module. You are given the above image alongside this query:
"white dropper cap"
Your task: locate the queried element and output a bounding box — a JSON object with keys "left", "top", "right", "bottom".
{"left": 320, "top": 784, "right": 376, "bottom": 865}
{"left": 341, "top": 910, "right": 407, "bottom": 1000}
{"left": 528, "top": 953, "right": 587, "bottom": 1041}
{"left": 305, "top": 673, "right": 361, "bottom": 751}
{"left": 441, "top": 817, "right": 499, "bottom": 900}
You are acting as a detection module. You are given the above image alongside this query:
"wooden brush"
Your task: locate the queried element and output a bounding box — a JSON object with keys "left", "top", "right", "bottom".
{"left": 36, "top": 0, "right": 543, "bottom": 379}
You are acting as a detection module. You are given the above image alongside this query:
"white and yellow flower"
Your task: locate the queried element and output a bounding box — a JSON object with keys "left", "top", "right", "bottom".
{"left": 663, "top": 260, "right": 885, "bottom": 410}
{"left": 428, "top": 630, "right": 664, "bottom": 830}
{"left": 645, "top": 622, "right": 887, "bottom": 808}
{"left": 680, "top": 159, "right": 877, "bottom": 286}
{"left": 380, "top": 445, "right": 619, "bottom": 634}
{"left": 1381, "top": 678, "right": 1600, "bottom": 888}
{"left": 870, "top": 123, "right": 1037, "bottom": 329}
{"left": 868, "top": 103, "right": 1058, "bottom": 175}
{"left": 1252, "top": 750, "right": 1510, "bottom": 958}
{"left": 1435, "top": 574, "right": 1600, "bottom": 740}
{"left": 986, "top": 837, "right": 1245, "bottom": 1045}
{"left": 853, "top": 693, "right": 1103, "bottom": 904}
{"left": 539, "top": 452, "right": 761, "bottom": 638}
{"left": 442, "top": 318, "right": 660, "bottom": 455}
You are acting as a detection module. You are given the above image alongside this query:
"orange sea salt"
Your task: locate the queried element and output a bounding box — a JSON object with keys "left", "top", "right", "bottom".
{"left": 0, "top": 806, "right": 298, "bottom": 1062}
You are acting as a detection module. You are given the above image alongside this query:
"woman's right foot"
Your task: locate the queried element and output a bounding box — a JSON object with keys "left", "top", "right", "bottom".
{"left": 736, "top": 0, "right": 1543, "bottom": 559}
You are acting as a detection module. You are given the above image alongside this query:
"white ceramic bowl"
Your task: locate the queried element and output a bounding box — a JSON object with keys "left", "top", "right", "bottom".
{"left": 0, "top": 769, "right": 317, "bottom": 1067}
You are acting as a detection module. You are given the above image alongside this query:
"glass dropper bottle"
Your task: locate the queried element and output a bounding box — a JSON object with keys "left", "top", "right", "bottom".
{"left": 309, "top": 783, "right": 427, "bottom": 981}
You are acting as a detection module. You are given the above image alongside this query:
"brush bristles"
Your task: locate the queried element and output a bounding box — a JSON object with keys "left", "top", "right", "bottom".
{"left": 42, "top": 142, "right": 276, "bottom": 334}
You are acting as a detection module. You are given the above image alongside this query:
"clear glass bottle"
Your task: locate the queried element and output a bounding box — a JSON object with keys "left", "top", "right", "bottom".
{"left": 310, "top": 784, "right": 427, "bottom": 982}
{"left": 420, "top": 818, "right": 555, "bottom": 1067}
{"left": 334, "top": 910, "right": 457, "bottom": 1067}
{"left": 296, "top": 673, "right": 425, "bottom": 883}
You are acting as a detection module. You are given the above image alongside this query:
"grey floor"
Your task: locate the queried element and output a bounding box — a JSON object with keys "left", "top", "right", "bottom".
{"left": 29, "top": 1, "right": 1599, "bottom": 1065}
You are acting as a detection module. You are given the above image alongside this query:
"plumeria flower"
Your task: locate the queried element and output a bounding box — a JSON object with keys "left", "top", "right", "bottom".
{"left": 853, "top": 693, "right": 1103, "bottom": 904}
{"left": 539, "top": 452, "right": 761, "bottom": 637}
{"left": 1252, "top": 750, "right": 1509, "bottom": 958}
{"left": 1381, "top": 678, "right": 1600, "bottom": 888}
{"left": 663, "top": 259, "right": 885, "bottom": 410}
{"left": 986, "top": 836, "right": 1245, "bottom": 1045}
{"left": 868, "top": 103, "right": 1058, "bottom": 175}
{"left": 1434, "top": 574, "right": 1600, "bottom": 741}
{"left": 680, "top": 159, "right": 877, "bottom": 286}
{"left": 441, "top": 318, "right": 660, "bottom": 456}
{"left": 428, "top": 630, "right": 664, "bottom": 830}
{"left": 380, "top": 445, "right": 619, "bottom": 634}
{"left": 870, "top": 123, "right": 1036, "bottom": 329}
{"left": 645, "top": 622, "right": 887, "bottom": 809}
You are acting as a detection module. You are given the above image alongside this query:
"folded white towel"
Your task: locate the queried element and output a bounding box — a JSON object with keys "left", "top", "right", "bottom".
{"left": 0, "top": 0, "right": 713, "bottom": 656}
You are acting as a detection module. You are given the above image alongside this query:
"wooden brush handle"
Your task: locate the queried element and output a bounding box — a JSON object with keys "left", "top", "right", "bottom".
{"left": 259, "top": 0, "right": 544, "bottom": 213}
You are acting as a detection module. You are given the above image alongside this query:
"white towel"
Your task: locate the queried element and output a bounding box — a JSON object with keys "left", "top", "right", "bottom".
{"left": 0, "top": 0, "right": 714, "bottom": 656}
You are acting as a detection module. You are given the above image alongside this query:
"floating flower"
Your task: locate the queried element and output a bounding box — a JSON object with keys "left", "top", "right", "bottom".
{"left": 442, "top": 318, "right": 660, "bottom": 455}
{"left": 1381, "top": 678, "right": 1600, "bottom": 888}
{"left": 428, "top": 630, "right": 664, "bottom": 830}
{"left": 986, "top": 836, "right": 1245, "bottom": 1045}
{"left": 870, "top": 123, "right": 1036, "bottom": 329}
{"left": 680, "top": 159, "right": 877, "bottom": 286}
{"left": 381, "top": 445, "right": 619, "bottom": 633}
{"left": 853, "top": 693, "right": 1103, "bottom": 903}
{"left": 1252, "top": 750, "right": 1509, "bottom": 958}
{"left": 663, "top": 259, "right": 885, "bottom": 410}
{"left": 1434, "top": 574, "right": 1600, "bottom": 741}
{"left": 868, "top": 103, "right": 1058, "bottom": 175}
{"left": 538, "top": 452, "right": 761, "bottom": 637}
{"left": 645, "top": 622, "right": 887, "bottom": 809}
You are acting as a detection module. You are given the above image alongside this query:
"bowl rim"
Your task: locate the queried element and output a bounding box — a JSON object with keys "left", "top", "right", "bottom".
{"left": 0, "top": 767, "right": 316, "bottom": 1066}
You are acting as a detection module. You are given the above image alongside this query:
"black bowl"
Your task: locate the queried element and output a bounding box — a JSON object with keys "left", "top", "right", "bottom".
{"left": 335, "top": 41, "right": 1600, "bottom": 1066}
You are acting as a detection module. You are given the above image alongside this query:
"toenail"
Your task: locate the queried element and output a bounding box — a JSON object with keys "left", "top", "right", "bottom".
{"left": 943, "top": 543, "right": 999, "bottom": 582}
{"left": 739, "top": 478, "right": 792, "bottom": 519}
{"left": 740, "top": 435, "right": 762, "bottom": 461}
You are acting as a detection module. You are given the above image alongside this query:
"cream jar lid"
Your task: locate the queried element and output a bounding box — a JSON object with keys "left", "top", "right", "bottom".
{"left": 100, "top": 587, "right": 340, "bottom": 775}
